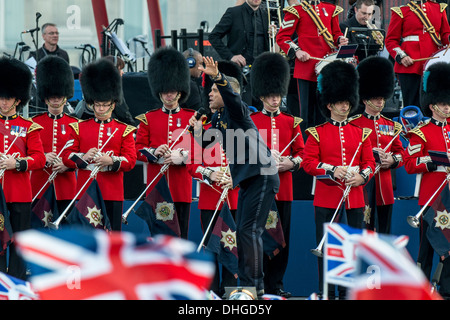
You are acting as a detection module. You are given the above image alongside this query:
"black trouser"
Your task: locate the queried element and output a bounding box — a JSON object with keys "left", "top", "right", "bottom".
{"left": 104, "top": 200, "right": 123, "bottom": 232}
{"left": 175, "top": 202, "right": 191, "bottom": 240}
{"left": 418, "top": 206, "right": 450, "bottom": 297}
{"left": 0, "top": 203, "right": 31, "bottom": 280}
{"left": 315, "top": 206, "right": 364, "bottom": 299}
{"left": 397, "top": 73, "right": 421, "bottom": 108}
{"left": 236, "top": 173, "right": 279, "bottom": 292}
{"left": 200, "top": 209, "right": 238, "bottom": 296}
{"left": 366, "top": 204, "right": 393, "bottom": 234}
{"left": 263, "top": 200, "right": 291, "bottom": 293}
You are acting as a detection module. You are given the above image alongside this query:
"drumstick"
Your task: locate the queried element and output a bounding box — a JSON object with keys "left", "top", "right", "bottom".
{"left": 444, "top": 45, "right": 449, "bottom": 56}
{"left": 344, "top": 27, "right": 348, "bottom": 38}
{"left": 412, "top": 56, "right": 439, "bottom": 62}
{"left": 310, "top": 57, "right": 334, "bottom": 62}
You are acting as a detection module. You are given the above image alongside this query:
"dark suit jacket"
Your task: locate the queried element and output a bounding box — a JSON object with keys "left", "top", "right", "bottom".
{"left": 208, "top": 2, "right": 269, "bottom": 65}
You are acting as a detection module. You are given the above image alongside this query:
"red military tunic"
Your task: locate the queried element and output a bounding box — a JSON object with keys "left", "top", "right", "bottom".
{"left": 62, "top": 118, "right": 137, "bottom": 201}
{"left": 135, "top": 106, "right": 195, "bottom": 203}
{"left": 404, "top": 119, "right": 450, "bottom": 206}
{"left": 30, "top": 112, "right": 78, "bottom": 200}
{"left": 350, "top": 113, "right": 405, "bottom": 206}
{"left": 385, "top": 1, "right": 450, "bottom": 76}
{"left": 276, "top": 2, "right": 344, "bottom": 82}
{"left": 302, "top": 120, "right": 375, "bottom": 209}
{"left": 251, "top": 110, "right": 304, "bottom": 201}
{"left": 188, "top": 122, "right": 239, "bottom": 211}
{"left": 0, "top": 114, "right": 46, "bottom": 203}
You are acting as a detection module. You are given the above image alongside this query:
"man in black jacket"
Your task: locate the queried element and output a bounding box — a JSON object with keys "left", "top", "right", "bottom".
{"left": 189, "top": 56, "right": 279, "bottom": 297}
{"left": 209, "top": 0, "right": 269, "bottom": 109}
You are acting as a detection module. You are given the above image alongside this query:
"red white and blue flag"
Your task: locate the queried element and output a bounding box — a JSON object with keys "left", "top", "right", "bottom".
{"left": 262, "top": 200, "right": 286, "bottom": 259}
{"left": 31, "top": 183, "right": 59, "bottom": 229}
{"left": 324, "top": 223, "right": 409, "bottom": 287}
{"left": 0, "top": 272, "right": 38, "bottom": 300}
{"left": 15, "top": 228, "right": 214, "bottom": 300}
{"left": 348, "top": 234, "right": 441, "bottom": 300}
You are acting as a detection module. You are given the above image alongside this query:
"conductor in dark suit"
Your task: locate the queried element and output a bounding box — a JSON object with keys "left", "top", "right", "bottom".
{"left": 209, "top": 0, "right": 269, "bottom": 109}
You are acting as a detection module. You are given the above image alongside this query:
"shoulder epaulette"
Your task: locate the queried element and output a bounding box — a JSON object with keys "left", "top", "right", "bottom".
{"left": 293, "top": 116, "right": 303, "bottom": 129}
{"left": 362, "top": 128, "right": 372, "bottom": 142}
{"left": 28, "top": 122, "right": 44, "bottom": 133}
{"left": 440, "top": 3, "right": 448, "bottom": 12}
{"left": 394, "top": 121, "right": 403, "bottom": 136}
{"left": 305, "top": 126, "right": 320, "bottom": 142}
{"left": 65, "top": 113, "right": 80, "bottom": 121}
{"left": 391, "top": 7, "right": 404, "bottom": 18}
{"left": 408, "top": 126, "right": 426, "bottom": 142}
{"left": 332, "top": 5, "right": 344, "bottom": 17}
{"left": 123, "top": 125, "right": 137, "bottom": 137}
{"left": 283, "top": 5, "right": 300, "bottom": 19}
{"left": 69, "top": 122, "right": 80, "bottom": 135}
{"left": 135, "top": 114, "right": 148, "bottom": 126}
{"left": 348, "top": 114, "right": 362, "bottom": 122}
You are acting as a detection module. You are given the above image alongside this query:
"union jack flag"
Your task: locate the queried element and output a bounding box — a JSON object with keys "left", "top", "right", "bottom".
{"left": 15, "top": 228, "right": 214, "bottom": 300}
{"left": 324, "top": 223, "right": 409, "bottom": 288}
{"left": 0, "top": 272, "right": 38, "bottom": 300}
{"left": 348, "top": 234, "right": 441, "bottom": 300}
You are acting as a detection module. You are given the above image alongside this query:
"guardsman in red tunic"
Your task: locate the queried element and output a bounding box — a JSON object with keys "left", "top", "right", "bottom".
{"left": 250, "top": 52, "right": 304, "bottom": 298}
{"left": 385, "top": 0, "right": 450, "bottom": 107}
{"left": 31, "top": 56, "right": 79, "bottom": 213}
{"left": 349, "top": 56, "right": 405, "bottom": 234}
{"left": 62, "top": 59, "right": 137, "bottom": 231}
{"left": 276, "top": 1, "right": 348, "bottom": 131}
{"left": 302, "top": 60, "right": 375, "bottom": 299}
{"left": 0, "top": 57, "right": 46, "bottom": 280}
{"left": 404, "top": 62, "right": 450, "bottom": 298}
{"left": 135, "top": 47, "right": 196, "bottom": 239}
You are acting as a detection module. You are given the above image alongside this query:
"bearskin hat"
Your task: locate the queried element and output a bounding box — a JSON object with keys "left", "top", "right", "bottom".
{"left": 357, "top": 56, "right": 394, "bottom": 101}
{"left": 147, "top": 47, "right": 190, "bottom": 104}
{"left": 0, "top": 57, "right": 32, "bottom": 111}
{"left": 421, "top": 62, "right": 450, "bottom": 117}
{"left": 36, "top": 55, "right": 74, "bottom": 102}
{"left": 317, "top": 60, "right": 359, "bottom": 118}
{"left": 80, "top": 58, "right": 122, "bottom": 105}
{"left": 251, "top": 52, "right": 290, "bottom": 99}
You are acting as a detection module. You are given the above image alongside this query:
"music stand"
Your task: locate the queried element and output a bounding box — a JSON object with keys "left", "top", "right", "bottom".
{"left": 348, "top": 27, "right": 385, "bottom": 58}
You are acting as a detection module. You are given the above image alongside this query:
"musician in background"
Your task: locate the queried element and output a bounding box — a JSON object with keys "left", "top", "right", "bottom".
{"left": 250, "top": 52, "right": 304, "bottom": 298}
{"left": 404, "top": 62, "right": 450, "bottom": 299}
{"left": 385, "top": 0, "right": 450, "bottom": 108}
{"left": 276, "top": 0, "right": 348, "bottom": 134}
{"left": 62, "top": 59, "right": 137, "bottom": 231}
{"left": 135, "top": 47, "right": 195, "bottom": 239}
{"left": 208, "top": 0, "right": 269, "bottom": 109}
{"left": 0, "top": 58, "right": 46, "bottom": 280}
{"left": 340, "top": 0, "right": 384, "bottom": 63}
{"left": 349, "top": 56, "right": 404, "bottom": 234}
{"left": 31, "top": 56, "right": 79, "bottom": 214}
{"left": 302, "top": 61, "right": 375, "bottom": 299}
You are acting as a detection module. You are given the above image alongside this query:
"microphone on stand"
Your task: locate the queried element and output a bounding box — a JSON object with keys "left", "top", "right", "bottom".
{"left": 22, "top": 27, "right": 40, "bottom": 34}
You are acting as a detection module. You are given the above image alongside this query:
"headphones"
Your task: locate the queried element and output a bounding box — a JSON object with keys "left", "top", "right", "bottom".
{"left": 186, "top": 48, "right": 197, "bottom": 69}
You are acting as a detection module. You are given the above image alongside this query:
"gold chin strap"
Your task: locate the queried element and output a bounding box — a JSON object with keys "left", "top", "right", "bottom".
{"left": 160, "top": 92, "right": 181, "bottom": 106}
{"left": 261, "top": 97, "right": 281, "bottom": 110}
{"left": 3, "top": 99, "right": 20, "bottom": 115}
{"left": 365, "top": 99, "right": 385, "bottom": 113}
{"left": 46, "top": 97, "right": 67, "bottom": 109}
{"left": 331, "top": 103, "right": 350, "bottom": 116}
{"left": 433, "top": 104, "right": 450, "bottom": 119}
{"left": 94, "top": 103, "right": 115, "bottom": 118}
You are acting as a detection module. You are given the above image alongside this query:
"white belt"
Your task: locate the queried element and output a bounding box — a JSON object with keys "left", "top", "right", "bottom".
{"left": 402, "top": 35, "right": 419, "bottom": 42}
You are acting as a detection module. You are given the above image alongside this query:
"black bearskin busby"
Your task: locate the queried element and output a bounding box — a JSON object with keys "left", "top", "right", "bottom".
{"left": 358, "top": 56, "right": 394, "bottom": 101}
{"left": 317, "top": 60, "right": 359, "bottom": 118}
{"left": 36, "top": 55, "right": 74, "bottom": 102}
{"left": 421, "top": 62, "right": 450, "bottom": 117}
{"left": 251, "top": 52, "right": 290, "bottom": 99}
{"left": 80, "top": 58, "right": 122, "bottom": 105}
{"left": 0, "top": 57, "right": 32, "bottom": 111}
{"left": 147, "top": 47, "right": 190, "bottom": 104}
